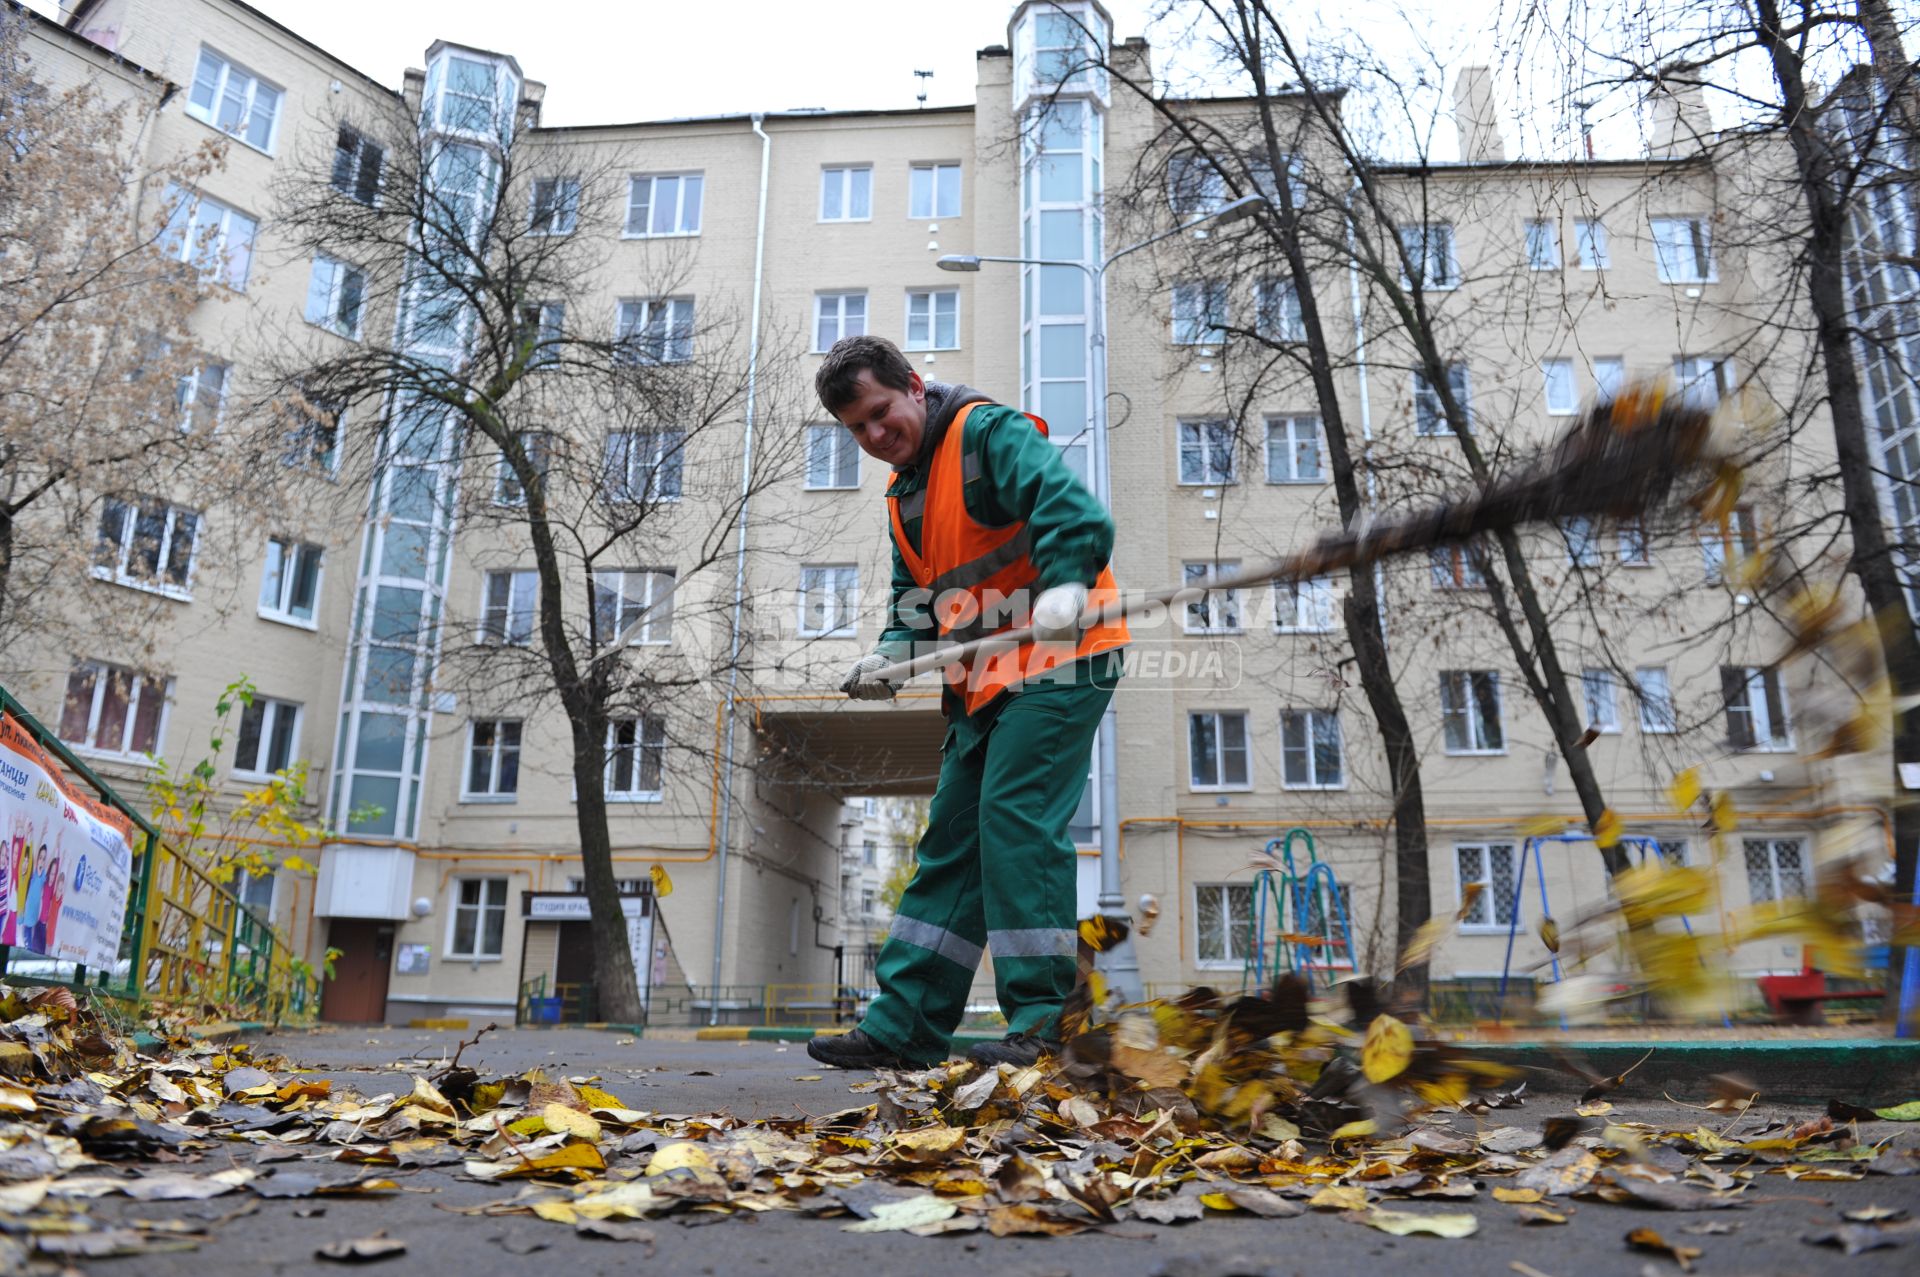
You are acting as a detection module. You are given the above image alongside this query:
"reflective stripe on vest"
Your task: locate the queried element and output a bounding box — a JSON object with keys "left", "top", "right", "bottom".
{"left": 886, "top": 401, "right": 1129, "bottom": 715}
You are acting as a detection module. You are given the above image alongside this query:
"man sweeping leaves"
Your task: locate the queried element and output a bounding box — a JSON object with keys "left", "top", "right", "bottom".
{"left": 807, "top": 335, "right": 1128, "bottom": 1071}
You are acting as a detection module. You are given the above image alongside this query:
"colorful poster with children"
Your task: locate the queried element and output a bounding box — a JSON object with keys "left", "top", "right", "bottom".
{"left": 0, "top": 713, "right": 133, "bottom": 970}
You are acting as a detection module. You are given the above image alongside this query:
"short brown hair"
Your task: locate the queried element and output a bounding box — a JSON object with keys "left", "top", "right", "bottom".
{"left": 815, "top": 334, "right": 915, "bottom": 416}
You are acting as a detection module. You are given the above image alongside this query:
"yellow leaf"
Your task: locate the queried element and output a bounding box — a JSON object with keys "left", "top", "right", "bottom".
{"left": 1539, "top": 917, "right": 1560, "bottom": 953}
{"left": 1199, "top": 1192, "right": 1238, "bottom": 1211}
{"left": 1593, "top": 808, "right": 1623, "bottom": 850}
{"left": 1360, "top": 1015, "right": 1413, "bottom": 1084}
{"left": 542, "top": 1102, "right": 602, "bottom": 1142}
{"left": 1493, "top": 1187, "right": 1542, "bottom": 1203}
{"left": 649, "top": 864, "right": 674, "bottom": 898}
{"left": 1667, "top": 768, "right": 1701, "bottom": 813}
{"left": 1308, "top": 1185, "right": 1370, "bottom": 1210}
{"left": 1710, "top": 791, "right": 1737, "bottom": 833}
{"left": 892, "top": 1126, "right": 968, "bottom": 1160}
{"left": 530, "top": 1199, "right": 578, "bottom": 1224}
{"left": 575, "top": 1084, "right": 627, "bottom": 1111}
{"left": 645, "top": 1142, "right": 712, "bottom": 1175}
{"left": 1362, "top": 1208, "right": 1478, "bottom": 1238}
{"left": 1330, "top": 1118, "right": 1379, "bottom": 1142}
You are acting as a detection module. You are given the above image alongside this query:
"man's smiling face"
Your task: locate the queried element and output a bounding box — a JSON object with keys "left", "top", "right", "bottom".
{"left": 834, "top": 369, "right": 927, "bottom": 469}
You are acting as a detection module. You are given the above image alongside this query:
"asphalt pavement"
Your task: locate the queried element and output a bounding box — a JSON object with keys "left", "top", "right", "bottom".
{"left": 70, "top": 1025, "right": 1920, "bottom": 1277}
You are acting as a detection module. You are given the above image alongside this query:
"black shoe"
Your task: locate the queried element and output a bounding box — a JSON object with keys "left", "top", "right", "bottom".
{"left": 965, "top": 1032, "right": 1061, "bottom": 1068}
{"left": 806, "top": 1028, "right": 922, "bottom": 1071}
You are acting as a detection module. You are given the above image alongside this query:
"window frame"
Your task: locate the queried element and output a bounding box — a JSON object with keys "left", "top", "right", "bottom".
{"left": 1187, "top": 709, "right": 1253, "bottom": 792}
{"left": 1413, "top": 362, "right": 1471, "bottom": 436}
{"left": 331, "top": 125, "right": 384, "bottom": 204}
{"left": 1650, "top": 214, "right": 1716, "bottom": 284}
{"left": 1274, "top": 575, "right": 1336, "bottom": 634}
{"left": 1193, "top": 880, "right": 1254, "bottom": 967}
{"left": 1171, "top": 279, "right": 1230, "bottom": 346}
{"left": 904, "top": 288, "right": 960, "bottom": 351}
{"left": 1581, "top": 668, "right": 1620, "bottom": 734}
{"left": 1635, "top": 666, "right": 1678, "bottom": 734}
{"left": 604, "top": 714, "right": 667, "bottom": 802}
{"left": 1618, "top": 515, "right": 1651, "bottom": 566}
{"left": 259, "top": 536, "right": 323, "bottom": 629}
{"left": 1455, "top": 841, "right": 1520, "bottom": 934}
{"left": 185, "top": 45, "right": 282, "bottom": 154}
{"left": 1574, "top": 217, "right": 1610, "bottom": 270}
{"left": 1399, "top": 221, "right": 1460, "bottom": 289}
{"left": 494, "top": 429, "right": 552, "bottom": 505}
{"left": 303, "top": 254, "right": 366, "bottom": 340}
{"left": 1182, "top": 561, "right": 1243, "bottom": 634}
{"left": 1541, "top": 358, "right": 1578, "bottom": 415}
{"left": 591, "top": 567, "right": 676, "bottom": 646}
{"left": 1742, "top": 835, "right": 1810, "bottom": 904}
{"left": 1700, "top": 504, "right": 1759, "bottom": 582}
{"left": 797, "top": 563, "right": 860, "bottom": 638}
{"left": 813, "top": 291, "right": 869, "bottom": 352}
{"left": 232, "top": 695, "right": 302, "bottom": 779}
{"left": 1524, "top": 217, "right": 1560, "bottom": 270}
{"left": 445, "top": 875, "right": 510, "bottom": 960}
{"left": 1560, "top": 515, "right": 1602, "bottom": 566}
{"left": 1177, "top": 419, "right": 1237, "bottom": 486}
{"left": 1723, "top": 665, "right": 1793, "bottom": 752}
{"left": 1439, "top": 669, "right": 1505, "bottom": 754}
{"left": 1429, "top": 541, "right": 1486, "bottom": 590}
{"left": 528, "top": 176, "right": 580, "bottom": 235}
{"left": 93, "top": 497, "right": 201, "bottom": 599}
{"left": 59, "top": 662, "right": 171, "bottom": 760}
{"left": 819, "top": 165, "right": 874, "bottom": 223}
{"left": 1167, "top": 151, "right": 1228, "bottom": 216}
{"left": 624, "top": 172, "right": 704, "bottom": 238}
{"left": 478, "top": 568, "right": 538, "bottom": 647}
{"left": 614, "top": 297, "right": 695, "bottom": 365}
{"left": 1254, "top": 276, "right": 1304, "bottom": 343}
{"left": 159, "top": 184, "right": 258, "bottom": 292}
{"left": 176, "top": 361, "right": 229, "bottom": 432}
{"left": 461, "top": 719, "right": 522, "bottom": 802}
{"left": 603, "top": 428, "right": 686, "bottom": 504}
{"left": 1265, "top": 414, "right": 1323, "bottom": 483}
{"left": 1280, "top": 707, "right": 1345, "bottom": 790}
{"left": 1675, "top": 354, "right": 1734, "bottom": 410}
{"left": 908, "top": 161, "right": 962, "bottom": 219}
{"left": 804, "top": 424, "right": 861, "bottom": 490}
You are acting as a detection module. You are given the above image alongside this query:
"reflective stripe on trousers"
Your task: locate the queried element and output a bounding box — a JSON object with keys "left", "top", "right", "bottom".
{"left": 888, "top": 914, "right": 983, "bottom": 970}
{"left": 987, "top": 928, "right": 1078, "bottom": 959}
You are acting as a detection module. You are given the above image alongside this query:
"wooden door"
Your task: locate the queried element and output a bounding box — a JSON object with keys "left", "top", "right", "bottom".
{"left": 320, "top": 918, "right": 394, "bottom": 1023}
{"left": 553, "top": 921, "right": 598, "bottom": 1022}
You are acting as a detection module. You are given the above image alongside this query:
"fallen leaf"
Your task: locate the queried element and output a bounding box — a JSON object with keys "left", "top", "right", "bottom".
{"left": 791, "top": 1075, "right": 823, "bottom": 1083}
{"left": 1361, "top": 1015, "right": 1414, "bottom": 1084}
{"left": 1874, "top": 1100, "right": 1920, "bottom": 1121}
{"left": 575, "top": 1219, "right": 657, "bottom": 1244}
{"left": 316, "top": 1232, "right": 407, "bottom": 1263}
{"left": 1520, "top": 1205, "right": 1569, "bottom": 1225}
{"left": 1221, "top": 1187, "right": 1303, "bottom": 1217}
{"left": 1842, "top": 1206, "right": 1907, "bottom": 1223}
{"left": 1358, "top": 1208, "right": 1478, "bottom": 1238}
{"left": 842, "top": 1196, "right": 959, "bottom": 1233}
{"left": 1309, "top": 1186, "right": 1370, "bottom": 1211}
{"left": 1494, "top": 1187, "right": 1543, "bottom": 1203}
{"left": 1802, "top": 1224, "right": 1900, "bottom": 1256}
{"left": 1626, "top": 1226, "right": 1702, "bottom": 1271}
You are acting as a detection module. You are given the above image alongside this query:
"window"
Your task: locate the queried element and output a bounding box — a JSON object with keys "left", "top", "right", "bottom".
{"left": 1574, "top": 218, "right": 1610, "bottom": 269}
{"left": 1440, "top": 670, "right": 1504, "bottom": 753}
{"left": 1560, "top": 515, "right": 1601, "bottom": 566}
{"left": 606, "top": 715, "right": 666, "bottom": 798}
{"left": 909, "top": 163, "right": 961, "bottom": 218}
{"left": 1254, "top": 277, "right": 1303, "bottom": 342}
{"left": 861, "top": 887, "right": 877, "bottom": 916}
{"left": 1743, "top": 837, "right": 1808, "bottom": 903}
{"left": 94, "top": 497, "right": 198, "bottom": 595}
{"left": 186, "top": 47, "right": 280, "bottom": 152}
{"left": 814, "top": 292, "right": 867, "bottom": 351}
{"left": 1541, "top": 358, "right": 1578, "bottom": 415}
{"left": 1581, "top": 668, "right": 1619, "bottom": 733}
{"left": 905, "top": 289, "right": 959, "bottom": 350}
{"left": 448, "top": 877, "right": 509, "bottom": 959}
{"left": 234, "top": 696, "right": 300, "bottom": 777}
{"left": 1177, "top": 419, "right": 1236, "bottom": 485}
{"left": 1525, "top": 218, "right": 1559, "bottom": 270}
{"left": 820, "top": 166, "right": 872, "bottom": 222}
{"left": 805, "top": 424, "right": 860, "bottom": 489}
{"left": 862, "top": 839, "right": 877, "bottom": 867}
{"left": 1188, "top": 711, "right": 1251, "bottom": 790}
{"left": 283, "top": 393, "right": 342, "bottom": 473}
{"left": 233, "top": 868, "right": 275, "bottom": 916}
{"left": 592, "top": 568, "right": 676, "bottom": 645}
{"left": 1399, "top": 222, "right": 1459, "bottom": 288}
{"left": 515, "top": 303, "right": 564, "bottom": 370}
{"left": 604, "top": 429, "right": 685, "bottom": 502}
{"left": 159, "top": 185, "right": 257, "bottom": 291}
{"left": 615, "top": 298, "right": 694, "bottom": 364}
{"left": 1275, "top": 576, "right": 1336, "bottom": 633}
{"left": 60, "top": 663, "right": 168, "bottom": 757}
{"left": 303, "top": 256, "right": 366, "bottom": 339}
{"left": 1413, "top": 363, "right": 1471, "bottom": 435}
{"left": 626, "top": 173, "right": 703, "bottom": 236}
{"left": 1183, "top": 561, "right": 1242, "bottom": 633}
{"left": 1618, "top": 515, "right": 1650, "bottom": 565}
{"left": 175, "top": 362, "right": 227, "bottom": 431}
{"left": 1281, "top": 709, "right": 1344, "bottom": 788}
{"left": 799, "top": 564, "right": 859, "bottom": 637}
{"left": 331, "top": 126, "right": 383, "bottom": 203}
{"left": 528, "top": 177, "right": 579, "bottom": 234}
{"left": 464, "top": 720, "right": 521, "bottom": 799}
{"left": 1635, "top": 666, "right": 1677, "bottom": 733}
{"left": 1265, "top": 416, "right": 1322, "bottom": 482}
{"left": 1700, "top": 505, "right": 1759, "bottom": 582}
{"left": 495, "top": 430, "right": 551, "bottom": 505}
{"left": 1456, "top": 843, "right": 1519, "bottom": 930}
{"left": 438, "top": 55, "right": 498, "bottom": 133}
{"left": 1650, "top": 215, "right": 1715, "bottom": 283}
{"left": 1655, "top": 839, "right": 1692, "bottom": 867}
{"left": 1172, "top": 280, "right": 1229, "bottom": 345}
{"left": 479, "top": 569, "right": 537, "bottom": 646}
{"left": 1247, "top": 152, "right": 1308, "bottom": 208}
{"left": 1675, "top": 355, "right": 1733, "bottom": 410}
{"left": 259, "top": 537, "right": 322, "bottom": 625}
{"left": 1723, "top": 666, "right": 1791, "bottom": 751}
{"left": 1430, "top": 542, "right": 1485, "bottom": 590}
{"left": 1195, "top": 882, "right": 1253, "bottom": 964}
{"left": 1167, "top": 152, "right": 1227, "bottom": 215}
{"left": 1593, "top": 356, "right": 1625, "bottom": 402}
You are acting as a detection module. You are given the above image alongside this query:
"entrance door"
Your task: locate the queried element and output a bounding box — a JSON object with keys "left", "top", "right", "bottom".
{"left": 553, "top": 921, "right": 598, "bottom": 1022}
{"left": 320, "top": 919, "right": 394, "bottom": 1023}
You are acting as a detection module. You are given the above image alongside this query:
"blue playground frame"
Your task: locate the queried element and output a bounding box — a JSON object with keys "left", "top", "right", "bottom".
{"left": 1240, "top": 828, "right": 1357, "bottom": 994}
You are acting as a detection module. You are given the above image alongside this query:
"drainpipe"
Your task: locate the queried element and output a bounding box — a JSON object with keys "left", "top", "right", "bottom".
{"left": 1344, "top": 178, "right": 1386, "bottom": 640}
{"left": 709, "top": 113, "right": 772, "bottom": 1022}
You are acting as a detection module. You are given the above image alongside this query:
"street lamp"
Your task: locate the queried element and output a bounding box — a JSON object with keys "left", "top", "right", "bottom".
{"left": 938, "top": 192, "right": 1268, "bottom": 1003}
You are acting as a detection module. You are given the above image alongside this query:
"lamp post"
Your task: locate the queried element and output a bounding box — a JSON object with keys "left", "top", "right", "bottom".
{"left": 938, "top": 193, "right": 1266, "bottom": 1003}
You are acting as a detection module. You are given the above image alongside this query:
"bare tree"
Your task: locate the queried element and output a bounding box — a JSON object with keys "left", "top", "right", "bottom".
{"left": 262, "top": 103, "right": 810, "bottom": 1022}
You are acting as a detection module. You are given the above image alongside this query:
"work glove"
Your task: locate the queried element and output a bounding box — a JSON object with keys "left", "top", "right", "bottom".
{"left": 841, "top": 649, "right": 900, "bottom": 701}
{"left": 1031, "top": 582, "right": 1089, "bottom": 644}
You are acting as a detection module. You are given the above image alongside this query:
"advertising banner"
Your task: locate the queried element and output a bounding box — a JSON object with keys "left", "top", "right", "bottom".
{"left": 0, "top": 713, "right": 135, "bottom": 970}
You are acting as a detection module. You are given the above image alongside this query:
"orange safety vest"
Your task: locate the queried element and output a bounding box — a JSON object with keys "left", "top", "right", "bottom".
{"left": 886, "top": 402, "right": 1129, "bottom": 716}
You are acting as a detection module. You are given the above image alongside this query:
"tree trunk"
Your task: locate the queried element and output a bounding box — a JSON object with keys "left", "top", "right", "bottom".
{"left": 1755, "top": 0, "right": 1920, "bottom": 1026}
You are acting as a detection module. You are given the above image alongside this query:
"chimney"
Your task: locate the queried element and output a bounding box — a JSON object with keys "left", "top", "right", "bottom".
{"left": 1453, "top": 67, "right": 1505, "bottom": 163}
{"left": 1646, "top": 64, "right": 1711, "bottom": 157}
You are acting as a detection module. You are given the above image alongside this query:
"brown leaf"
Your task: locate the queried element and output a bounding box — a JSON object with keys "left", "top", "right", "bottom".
{"left": 1626, "top": 1226, "right": 1702, "bottom": 1271}
{"left": 575, "top": 1219, "right": 657, "bottom": 1244}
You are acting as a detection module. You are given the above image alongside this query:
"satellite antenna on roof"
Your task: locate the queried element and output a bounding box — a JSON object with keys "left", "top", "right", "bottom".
{"left": 914, "top": 69, "right": 934, "bottom": 108}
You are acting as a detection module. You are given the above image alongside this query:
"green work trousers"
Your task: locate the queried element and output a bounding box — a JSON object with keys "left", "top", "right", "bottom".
{"left": 860, "top": 673, "right": 1115, "bottom": 1063}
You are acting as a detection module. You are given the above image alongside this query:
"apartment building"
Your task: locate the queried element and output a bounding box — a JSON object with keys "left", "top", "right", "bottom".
{"left": 4, "top": 0, "right": 1898, "bottom": 1022}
